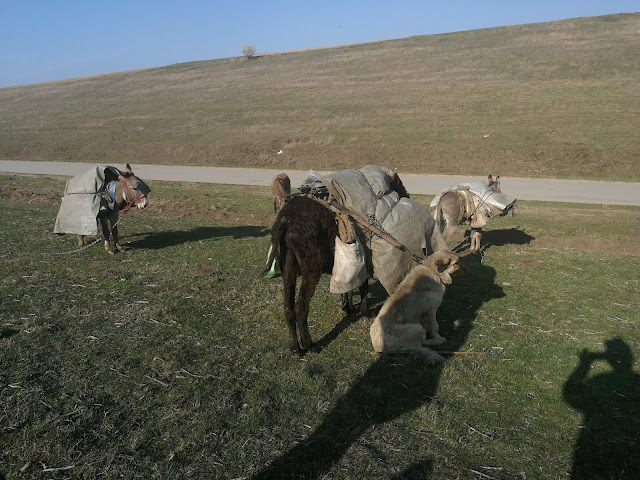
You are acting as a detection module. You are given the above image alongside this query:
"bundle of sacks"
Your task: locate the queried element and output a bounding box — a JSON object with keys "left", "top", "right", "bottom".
{"left": 302, "top": 165, "right": 447, "bottom": 295}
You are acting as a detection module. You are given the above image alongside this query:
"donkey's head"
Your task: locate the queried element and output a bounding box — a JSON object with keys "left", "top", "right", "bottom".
{"left": 487, "top": 174, "right": 501, "bottom": 193}
{"left": 117, "top": 164, "right": 150, "bottom": 210}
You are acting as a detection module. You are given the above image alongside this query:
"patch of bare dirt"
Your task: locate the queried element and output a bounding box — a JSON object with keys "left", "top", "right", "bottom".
{"left": 1, "top": 186, "right": 273, "bottom": 227}
{"left": 450, "top": 228, "right": 638, "bottom": 257}
{"left": 146, "top": 199, "right": 272, "bottom": 226}
{"left": 0, "top": 185, "right": 60, "bottom": 205}
{"left": 5, "top": 186, "right": 636, "bottom": 256}
{"left": 533, "top": 235, "right": 639, "bottom": 257}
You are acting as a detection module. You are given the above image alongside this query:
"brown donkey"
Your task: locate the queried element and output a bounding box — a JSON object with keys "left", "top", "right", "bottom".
{"left": 265, "top": 195, "right": 368, "bottom": 356}
{"left": 271, "top": 173, "right": 291, "bottom": 212}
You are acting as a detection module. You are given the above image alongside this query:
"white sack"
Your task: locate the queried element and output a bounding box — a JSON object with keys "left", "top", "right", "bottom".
{"left": 330, "top": 236, "right": 368, "bottom": 294}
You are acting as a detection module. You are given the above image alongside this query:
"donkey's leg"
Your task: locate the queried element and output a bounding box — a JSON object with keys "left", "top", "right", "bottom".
{"left": 282, "top": 251, "right": 301, "bottom": 355}
{"left": 99, "top": 216, "right": 114, "bottom": 254}
{"left": 359, "top": 280, "right": 369, "bottom": 316}
{"left": 295, "top": 272, "right": 321, "bottom": 352}
{"left": 109, "top": 211, "right": 124, "bottom": 252}
{"left": 340, "top": 292, "right": 355, "bottom": 313}
{"left": 340, "top": 279, "right": 369, "bottom": 315}
{"left": 77, "top": 235, "right": 86, "bottom": 246}
{"left": 470, "top": 228, "right": 482, "bottom": 253}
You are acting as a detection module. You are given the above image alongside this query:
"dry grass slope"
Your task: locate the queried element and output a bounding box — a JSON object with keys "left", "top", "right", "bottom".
{"left": 1, "top": 13, "right": 639, "bottom": 180}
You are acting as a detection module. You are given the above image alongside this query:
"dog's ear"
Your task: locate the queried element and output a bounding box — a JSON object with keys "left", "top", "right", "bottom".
{"left": 435, "top": 251, "right": 459, "bottom": 285}
{"left": 434, "top": 250, "right": 457, "bottom": 272}
{"left": 435, "top": 255, "right": 451, "bottom": 274}
{"left": 438, "top": 269, "right": 453, "bottom": 285}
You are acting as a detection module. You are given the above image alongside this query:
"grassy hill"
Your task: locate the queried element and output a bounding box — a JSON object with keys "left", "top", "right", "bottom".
{"left": 1, "top": 13, "right": 639, "bottom": 181}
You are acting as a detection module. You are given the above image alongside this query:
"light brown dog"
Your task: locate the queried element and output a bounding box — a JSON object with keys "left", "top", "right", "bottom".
{"left": 271, "top": 173, "right": 291, "bottom": 212}
{"left": 369, "top": 250, "right": 465, "bottom": 364}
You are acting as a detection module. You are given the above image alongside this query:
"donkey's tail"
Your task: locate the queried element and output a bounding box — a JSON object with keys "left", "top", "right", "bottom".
{"left": 262, "top": 216, "right": 287, "bottom": 276}
{"left": 434, "top": 200, "right": 446, "bottom": 235}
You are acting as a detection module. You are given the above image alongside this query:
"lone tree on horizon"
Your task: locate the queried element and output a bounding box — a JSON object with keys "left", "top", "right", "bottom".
{"left": 242, "top": 44, "right": 256, "bottom": 59}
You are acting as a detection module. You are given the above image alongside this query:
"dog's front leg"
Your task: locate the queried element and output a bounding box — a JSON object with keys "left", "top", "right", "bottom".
{"left": 421, "top": 309, "right": 446, "bottom": 346}
{"left": 418, "top": 348, "right": 446, "bottom": 365}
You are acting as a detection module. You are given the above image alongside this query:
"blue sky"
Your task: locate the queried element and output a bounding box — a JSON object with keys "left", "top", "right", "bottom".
{"left": 1, "top": 1, "right": 637, "bottom": 88}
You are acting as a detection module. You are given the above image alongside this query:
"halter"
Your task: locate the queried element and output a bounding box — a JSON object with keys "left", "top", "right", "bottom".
{"left": 120, "top": 177, "right": 143, "bottom": 213}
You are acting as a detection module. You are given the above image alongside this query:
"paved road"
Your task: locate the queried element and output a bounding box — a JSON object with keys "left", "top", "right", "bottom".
{"left": 1, "top": 160, "right": 639, "bottom": 206}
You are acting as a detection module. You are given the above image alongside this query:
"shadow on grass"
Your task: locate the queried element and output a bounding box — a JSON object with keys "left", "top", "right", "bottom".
{"left": 391, "top": 459, "right": 434, "bottom": 479}
{"left": 453, "top": 227, "right": 534, "bottom": 255}
{"left": 252, "top": 255, "right": 504, "bottom": 479}
{"left": 0, "top": 329, "right": 19, "bottom": 340}
{"left": 563, "top": 338, "right": 640, "bottom": 479}
{"left": 480, "top": 227, "right": 535, "bottom": 248}
{"left": 124, "top": 225, "right": 269, "bottom": 250}
{"left": 314, "top": 281, "right": 388, "bottom": 354}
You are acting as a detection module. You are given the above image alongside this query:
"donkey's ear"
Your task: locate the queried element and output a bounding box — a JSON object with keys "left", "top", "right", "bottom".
{"left": 126, "top": 164, "right": 134, "bottom": 174}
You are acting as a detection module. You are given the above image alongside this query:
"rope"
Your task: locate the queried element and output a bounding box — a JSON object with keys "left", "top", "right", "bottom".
{"left": 1, "top": 210, "right": 129, "bottom": 258}
{"left": 335, "top": 212, "right": 355, "bottom": 243}
{"left": 466, "top": 189, "right": 495, "bottom": 222}
{"left": 324, "top": 198, "right": 425, "bottom": 265}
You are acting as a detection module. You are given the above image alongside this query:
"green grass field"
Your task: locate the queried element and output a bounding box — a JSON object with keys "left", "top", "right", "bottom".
{"left": 1, "top": 13, "right": 639, "bottom": 181}
{"left": 1, "top": 174, "right": 638, "bottom": 479}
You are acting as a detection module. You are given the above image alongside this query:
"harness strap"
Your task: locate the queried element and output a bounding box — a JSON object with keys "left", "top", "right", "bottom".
{"left": 322, "top": 198, "right": 425, "bottom": 265}
{"left": 103, "top": 181, "right": 117, "bottom": 210}
{"left": 455, "top": 189, "right": 474, "bottom": 222}
{"left": 455, "top": 187, "right": 495, "bottom": 223}
{"left": 120, "top": 180, "right": 140, "bottom": 213}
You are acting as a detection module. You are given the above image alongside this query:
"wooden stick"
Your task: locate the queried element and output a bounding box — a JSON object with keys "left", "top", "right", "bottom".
{"left": 371, "top": 351, "right": 486, "bottom": 357}
{"left": 436, "top": 351, "right": 486, "bottom": 355}
{"left": 326, "top": 199, "right": 425, "bottom": 265}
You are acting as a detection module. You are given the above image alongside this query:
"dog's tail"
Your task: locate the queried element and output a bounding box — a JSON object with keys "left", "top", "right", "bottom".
{"left": 435, "top": 200, "right": 447, "bottom": 235}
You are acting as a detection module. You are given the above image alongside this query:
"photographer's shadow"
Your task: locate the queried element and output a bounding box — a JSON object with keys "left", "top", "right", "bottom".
{"left": 563, "top": 338, "right": 640, "bottom": 479}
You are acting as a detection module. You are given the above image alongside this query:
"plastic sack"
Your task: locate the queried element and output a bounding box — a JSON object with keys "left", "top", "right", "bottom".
{"left": 264, "top": 244, "right": 280, "bottom": 278}
{"left": 330, "top": 236, "right": 368, "bottom": 294}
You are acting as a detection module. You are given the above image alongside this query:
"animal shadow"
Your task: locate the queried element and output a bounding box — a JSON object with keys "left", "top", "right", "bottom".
{"left": 125, "top": 225, "right": 269, "bottom": 250}
{"left": 563, "top": 338, "right": 640, "bottom": 479}
{"left": 314, "top": 281, "right": 387, "bottom": 353}
{"left": 252, "top": 256, "right": 504, "bottom": 479}
{"left": 391, "top": 459, "right": 434, "bottom": 479}
{"left": 454, "top": 227, "right": 534, "bottom": 254}
{"left": 480, "top": 227, "right": 534, "bottom": 250}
